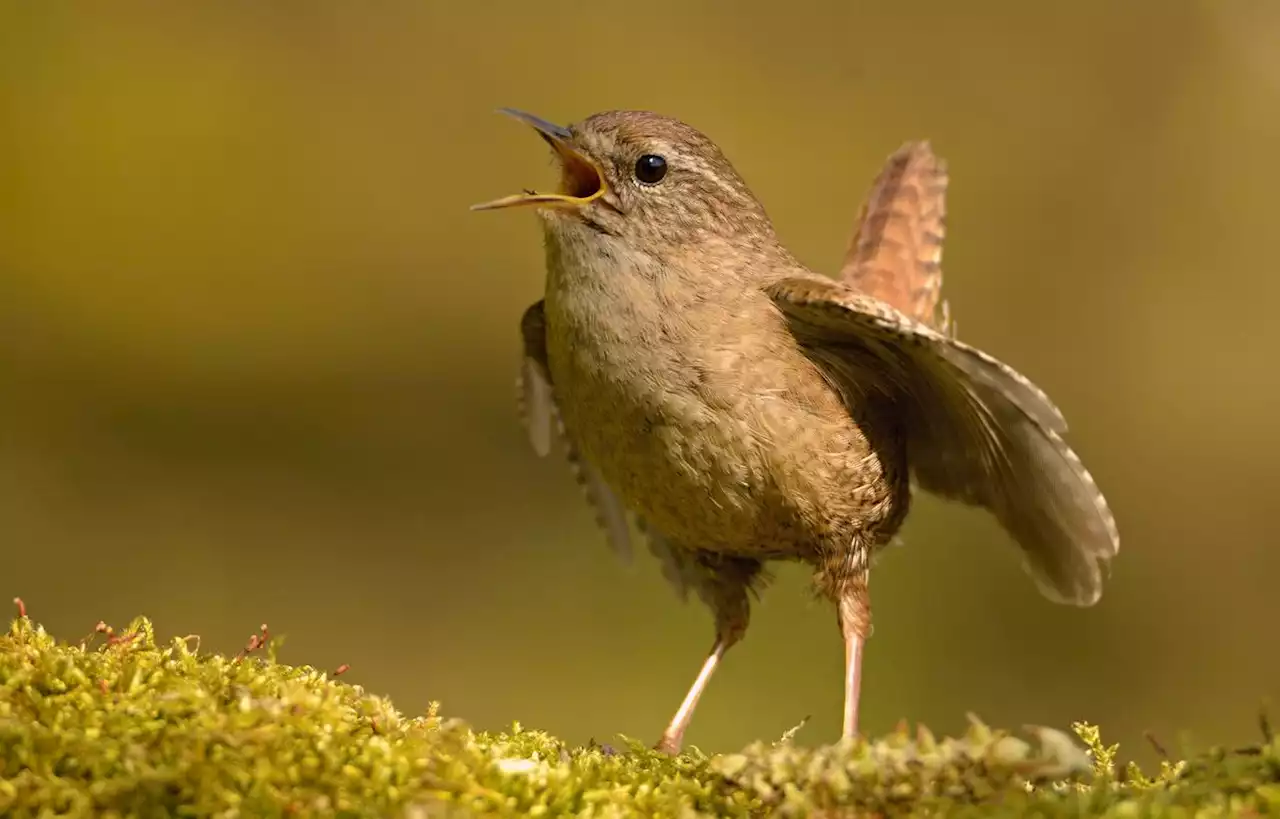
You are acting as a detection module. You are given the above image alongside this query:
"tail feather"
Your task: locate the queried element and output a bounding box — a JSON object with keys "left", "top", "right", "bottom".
{"left": 840, "top": 141, "right": 951, "bottom": 334}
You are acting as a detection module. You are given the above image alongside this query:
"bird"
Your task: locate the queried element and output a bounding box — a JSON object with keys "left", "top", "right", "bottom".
{"left": 472, "top": 108, "right": 1119, "bottom": 755}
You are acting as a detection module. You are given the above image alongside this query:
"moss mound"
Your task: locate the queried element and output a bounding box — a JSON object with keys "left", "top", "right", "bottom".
{"left": 1, "top": 605, "right": 1276, "bottom": 817}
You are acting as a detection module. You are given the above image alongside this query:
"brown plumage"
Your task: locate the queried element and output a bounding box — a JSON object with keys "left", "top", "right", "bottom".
{"left": 477, "top": 108, "right": 1119, "bottom": 754}
{"left": 841, "top": 141, "right": 952, "bottom": 334}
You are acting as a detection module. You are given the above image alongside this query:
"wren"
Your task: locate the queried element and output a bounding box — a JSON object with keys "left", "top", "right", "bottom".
{"left": 473, "top": 109, "right": 1118, "bottom": 754}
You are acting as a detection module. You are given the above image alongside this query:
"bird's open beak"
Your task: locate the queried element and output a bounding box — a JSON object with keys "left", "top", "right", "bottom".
{"left": 471, "top": 108, "right": 608, "bottom": 212}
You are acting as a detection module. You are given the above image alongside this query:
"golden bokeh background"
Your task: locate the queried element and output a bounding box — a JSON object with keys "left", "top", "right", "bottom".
{"left": 3, "top": 2, "right": 1277, "bottom": 762}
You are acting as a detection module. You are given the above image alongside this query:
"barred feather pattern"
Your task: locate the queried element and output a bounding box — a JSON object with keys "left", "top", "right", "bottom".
{"left": 841, "top": 141, "right": 953, "bottom": 336}
{"left": 765, "top": 276, "right": 1119, "bottom": 606}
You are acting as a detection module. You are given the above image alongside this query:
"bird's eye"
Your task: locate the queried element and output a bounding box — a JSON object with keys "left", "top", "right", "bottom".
{"left": 634, "top": 154, "right": 668, "bottom": 185}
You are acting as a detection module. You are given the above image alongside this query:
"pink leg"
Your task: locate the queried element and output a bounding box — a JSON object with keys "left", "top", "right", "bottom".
{"left": 652, "top": 553, "right": 763, "bottom": 754}
{"left": 655, "top": 633, "right": 739, "bottom": 754}
{"left": 837, "top": 579, "right": 871, "bottom": 739}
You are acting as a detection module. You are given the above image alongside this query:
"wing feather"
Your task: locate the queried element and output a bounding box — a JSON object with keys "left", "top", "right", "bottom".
{"left": 520, "top": 301, "right": 633, "bottom": 562}
{"left": 766, "top": 277, "right": 1118, "bottom": 606}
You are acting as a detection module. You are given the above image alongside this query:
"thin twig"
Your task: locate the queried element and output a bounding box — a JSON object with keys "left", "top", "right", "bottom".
{"left": 1144, "top": 731, "right": 1170, "bottom": 761}
{"left": 234, "top": 623, "right": 272, "bottom": 661}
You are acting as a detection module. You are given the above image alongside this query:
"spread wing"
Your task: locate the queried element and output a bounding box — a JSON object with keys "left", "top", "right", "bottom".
{"left": 519, "top": 301, "right": 632, "bottom": 562}
{"left": 841, "top": 141, "right": 953, "bottom": 335}
{"left": 765, "top": 276, "right": 1118, "bottom": 606}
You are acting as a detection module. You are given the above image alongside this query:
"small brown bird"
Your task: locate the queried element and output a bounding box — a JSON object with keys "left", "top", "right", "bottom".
{"left": 473, "top": 108, "right": 1119, "bottom": 754}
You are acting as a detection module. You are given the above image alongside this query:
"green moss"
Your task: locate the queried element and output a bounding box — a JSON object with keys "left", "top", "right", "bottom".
{"left": 1, "top": 609, "right": 1276, "bottom": 817}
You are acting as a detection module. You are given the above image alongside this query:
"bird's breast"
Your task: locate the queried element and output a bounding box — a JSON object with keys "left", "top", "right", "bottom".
{"left": 542, "top": 254, "right": 902, "bottom": 557}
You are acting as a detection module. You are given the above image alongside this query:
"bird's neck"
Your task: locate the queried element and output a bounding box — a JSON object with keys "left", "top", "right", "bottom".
{"left": 542, "top": 221, "right": 795, "bottom": 312}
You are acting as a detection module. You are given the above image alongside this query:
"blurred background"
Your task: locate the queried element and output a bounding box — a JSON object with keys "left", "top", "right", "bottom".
{"left": 2, "top": 1, "right": 1277, "bottom": 765}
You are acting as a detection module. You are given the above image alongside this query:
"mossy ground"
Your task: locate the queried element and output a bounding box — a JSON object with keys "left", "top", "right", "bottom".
{"left": 1, "top": 604, "right": 1275, "bottom": 817}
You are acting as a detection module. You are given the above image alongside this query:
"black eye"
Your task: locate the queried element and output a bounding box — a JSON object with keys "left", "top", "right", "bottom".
{"left": 634, "top": 154, "right": 668, "bottom": 185}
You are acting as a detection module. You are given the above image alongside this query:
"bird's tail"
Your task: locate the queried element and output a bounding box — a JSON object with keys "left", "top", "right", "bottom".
{"left": 840, "top": 142, "right": 952, "bottom": 335}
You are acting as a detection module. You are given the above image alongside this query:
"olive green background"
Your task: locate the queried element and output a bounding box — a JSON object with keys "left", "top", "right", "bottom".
{"left": 2, "top": 2, "right": 1277, "bottom": 763}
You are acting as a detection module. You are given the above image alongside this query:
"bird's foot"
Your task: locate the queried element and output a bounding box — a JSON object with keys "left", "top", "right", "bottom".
{"left": 653, "top": 734, "right": 683, "bottom": 756}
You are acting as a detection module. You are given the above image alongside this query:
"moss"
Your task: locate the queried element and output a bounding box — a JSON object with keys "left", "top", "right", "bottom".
{"left": 1, "top": 607, "right": 1276, "bottom": 817}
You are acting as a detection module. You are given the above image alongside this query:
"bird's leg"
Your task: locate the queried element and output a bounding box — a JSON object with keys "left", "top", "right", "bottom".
{"left": 654, "top": 631, "right": 740, "bottom": 754}
{"left": 654, "top": 554, "right": 764, "bottom": 755}
{"left": 836, "top": 572, "right": 872, "bottom": 739}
